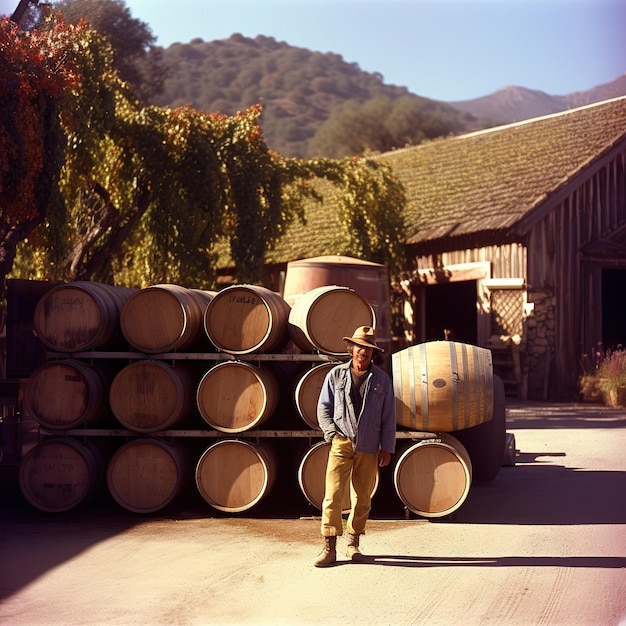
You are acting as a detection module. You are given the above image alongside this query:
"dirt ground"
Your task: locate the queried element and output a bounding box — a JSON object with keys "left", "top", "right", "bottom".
{"left": 1, "top": 401, "right": 625, "bottom": 626}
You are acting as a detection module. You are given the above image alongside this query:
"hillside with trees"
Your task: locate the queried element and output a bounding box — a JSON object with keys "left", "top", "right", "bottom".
{"left": 151, "top": 34, "right": 487, "bottom": 158}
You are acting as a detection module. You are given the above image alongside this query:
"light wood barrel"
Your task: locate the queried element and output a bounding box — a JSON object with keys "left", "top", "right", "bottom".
{"left": 109, "top": 361, "right": 195, "bottom": 433}
{"left": 33, "top": 281, "right": 137, "bottom": 352}
{"left": 288, "top": 285, "right": 375, "bottom": 355}
{"left": 452, "top": 374, "right": 506, "bottom": 481}
{"left": 195, "top": 439, "right": 277, "bottom": 512}
{"left": 120, "top": 284, "right": 215, "bottom": 353}
{"left": 294, "top": 363, "right": 334, "bottom": 429}
{"left": 393, "top": 433, "right": 472, "bottom": 518}
{"left": 392, "top": 340, "right": 494, "bottom": 432}
{"left": 107, "top": 438, "right": 189, "bottom": 513}
{"left": 203, "top": 284, "right": 290, "bottom": 354}
{"left": 23, "top": 359, "right": 112, "bottom": 429}
{"left": 19, "top": 438, "right": 104, "bottom": 512}
{"left": 196, "top": 361, "right": 278, "bottom": 433}
{"left": 297, "top": 441, "right": 378, "bottom": 513}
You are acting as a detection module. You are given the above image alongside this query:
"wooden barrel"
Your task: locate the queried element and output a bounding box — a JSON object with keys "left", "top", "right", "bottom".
{"left": 294, "top": 363, "right": 334, "bottom": 429}
{"left": 203, "top": 284, "right": 290, "bottom": 354}
{"left": 195, "top": 439, "right": 277, "bottom": 512}
{"left": 120, "top": 284, "right": 215, "bottom": 353}
{"left": 19, "top": 438, "right": 104, "bottom": 512}
{"left": 297, "top": 441, "right": 379, "bottom": 513}
{"left": 283, "top": 255, "right": 392, "bottom": 356}
{"left": 109, "top": 360, "right": 195, "bottom": 433}
{"left": 196, "top": 361, "right": 278, "bottom": 433}
{"left": 452, "top": 374, "right": 506, "bottom": 481}
{"left": 23, "top": 359, "right": 112, "bottom": 430}
{"left": 393, "top": 433, "right": 472, "bottom": 518}
{"left": 288, "top": 285, "right": 375, "bottom": 355}
{"left": 107, "top": 438, "right": 189, "bottom": 513}
{"left": 33, "top": 281, "right": 137, "bottom": 352}
{"left": 392, "top": 340, "right": 494, "bottom": 432}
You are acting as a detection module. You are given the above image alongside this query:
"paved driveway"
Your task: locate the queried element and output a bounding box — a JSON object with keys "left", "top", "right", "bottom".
{"left": 1, "top": 401, "right": 625, "bottom": 625}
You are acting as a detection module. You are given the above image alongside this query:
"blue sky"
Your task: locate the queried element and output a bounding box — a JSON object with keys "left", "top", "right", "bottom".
{"left": 2, "top": 0, "right": 624, "bottom": 101}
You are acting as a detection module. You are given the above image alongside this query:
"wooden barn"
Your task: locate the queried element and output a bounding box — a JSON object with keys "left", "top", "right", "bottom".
{"left": 225, "top": 96, "right": 626, "bottom": 401}
{"left": 380, "top": 96, "right": 626, "bottom": 401}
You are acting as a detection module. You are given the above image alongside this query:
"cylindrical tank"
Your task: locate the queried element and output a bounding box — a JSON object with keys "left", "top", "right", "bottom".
{"left": 283, "top": 255, "right": 391, "bottom": 355}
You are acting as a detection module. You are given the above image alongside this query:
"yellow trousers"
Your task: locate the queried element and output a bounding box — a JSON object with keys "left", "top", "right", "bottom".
{"left": 321, "top": 436, "right": 379, "bottom": 537}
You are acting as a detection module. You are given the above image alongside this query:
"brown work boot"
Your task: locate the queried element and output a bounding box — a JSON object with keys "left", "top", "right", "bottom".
{"left": 346, "top": 533, "right": 363, "bottom": 561}
{"left": 313, "top": 536, "right": 337, "bottom": 567}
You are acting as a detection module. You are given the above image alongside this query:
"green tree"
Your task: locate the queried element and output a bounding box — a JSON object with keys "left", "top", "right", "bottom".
{"left": 308, "top": 95, "right": 464, "bottom": 158}
{"left": 51, "top": 0, "right": 166, "bottom": 99}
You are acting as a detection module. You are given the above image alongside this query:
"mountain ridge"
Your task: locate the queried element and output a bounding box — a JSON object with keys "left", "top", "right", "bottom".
{"left": 152, "top": 34, "right": 626, "bottom": 157}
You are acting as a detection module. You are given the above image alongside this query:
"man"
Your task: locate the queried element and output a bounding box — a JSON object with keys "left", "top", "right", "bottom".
{"left": 314, "top": 325, "right": 396, "bottom": 567}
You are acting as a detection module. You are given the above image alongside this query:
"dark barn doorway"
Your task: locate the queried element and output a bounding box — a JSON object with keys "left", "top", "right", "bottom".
{"left": 602, "top": 268, "right": 626, "bottom": 349}
{"left": 424, "top": 280, "right": 478, "bottom": 344}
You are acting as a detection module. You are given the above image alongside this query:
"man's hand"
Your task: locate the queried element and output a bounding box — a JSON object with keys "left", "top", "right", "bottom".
{"left": 378, "top": 451, "right": 391, "bottom": 467}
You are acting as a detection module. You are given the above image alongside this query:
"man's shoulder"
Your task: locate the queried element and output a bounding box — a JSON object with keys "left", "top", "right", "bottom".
{"left": 371, "top": 364, "right": 393, "bottom": 385}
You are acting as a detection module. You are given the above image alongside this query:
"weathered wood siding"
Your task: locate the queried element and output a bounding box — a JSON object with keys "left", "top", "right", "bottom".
{"left": 527, "top": 150, "right": 626, "bottom": 399}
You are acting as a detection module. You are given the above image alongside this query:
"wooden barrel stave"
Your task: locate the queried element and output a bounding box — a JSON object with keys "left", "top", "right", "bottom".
{"left": 294, "top": 363, "right": 334, "bottom": 430}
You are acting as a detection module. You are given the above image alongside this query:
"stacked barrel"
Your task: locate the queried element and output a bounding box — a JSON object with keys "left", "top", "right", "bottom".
{"left": 20, "top": 280, "right": 506, "bottom": 518}
{"left": 20, "top": 281, "right": 380, "bottom": 515}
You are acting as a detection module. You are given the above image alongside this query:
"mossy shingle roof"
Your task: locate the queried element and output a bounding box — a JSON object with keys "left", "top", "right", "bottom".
{"left": 250, "top": 96, "right": 626, "bottom": 266}
{"left": 382, "top": 96, "right": 626, "bottom": 247}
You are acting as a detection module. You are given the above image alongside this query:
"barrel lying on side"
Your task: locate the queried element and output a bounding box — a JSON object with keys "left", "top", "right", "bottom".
{"left": 196, "top": 361, "right": 278, "bottom": 433}
{"left": 392, "top": 340, "right": 494, "bottom": 432}
{"left": 195, "top": 439, "right": 277, "bottom": 513}
{"left": 109, "top": 360, "right": 195, "bottom": 433}
{"left": 19, "top": 438, "right": 105, "bottom": 512}
{"left": 33, "top": 281, "right": 137, "bottom": 352}
{"left": 294, "top": 363, "right": 334, "bottom": 430}
{"left": 120, "top": 284, "right": 215, "bottom": 353}
{"left": 288, "top": 285, "right": 375, "bottom": 356}
{"left": 107, "top": 438, "right": 190, "bottom": 513}
{"left": 393, "top": 433, "right": 472, "bottom": 518}
{"left": 203, "top": 284, "right": 290, "bottom": 355}
{"left": 451, "top": 374, "right": 506, "bottom": 481}
{"left": 24, "top": 359, "right": 113, "bottom": 430}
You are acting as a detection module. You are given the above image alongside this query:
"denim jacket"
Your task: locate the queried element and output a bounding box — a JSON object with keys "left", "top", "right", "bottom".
{"left": 317, "top": 360, "right": 396, "bottom": 454}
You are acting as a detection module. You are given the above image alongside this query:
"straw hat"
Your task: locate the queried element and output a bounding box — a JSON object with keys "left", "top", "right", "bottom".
{"left": 342, "top": 326, "right": 383, "bottom": 352}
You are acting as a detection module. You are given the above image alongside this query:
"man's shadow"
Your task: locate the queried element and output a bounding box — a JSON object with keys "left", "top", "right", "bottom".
{"left": 330, "top": 555, "right": 626, "bottom": 568}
